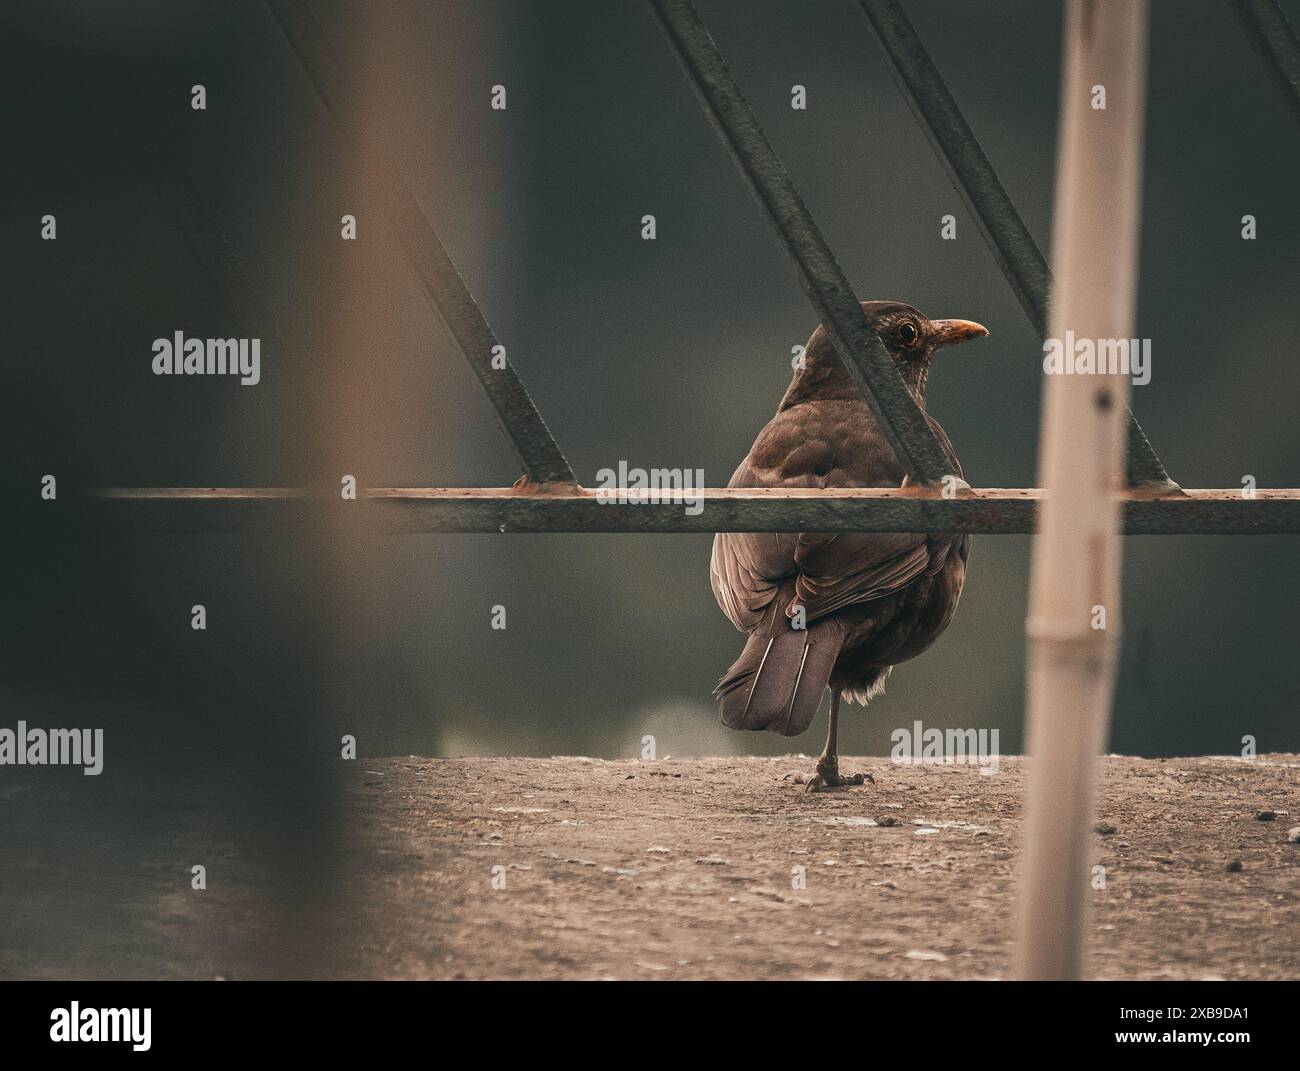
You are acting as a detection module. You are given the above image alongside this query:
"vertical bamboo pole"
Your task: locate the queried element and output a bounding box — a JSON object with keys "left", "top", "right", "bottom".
{"left": 1015, "top": 0, "right": 1149, "bottom": 980}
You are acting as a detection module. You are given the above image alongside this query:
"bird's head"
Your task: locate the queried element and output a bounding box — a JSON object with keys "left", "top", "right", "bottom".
{"left": 781, "top": 300, "right": 989, "bottom": 410}
{"left": 862, "top": 300, "right": 989, "bottom": 396}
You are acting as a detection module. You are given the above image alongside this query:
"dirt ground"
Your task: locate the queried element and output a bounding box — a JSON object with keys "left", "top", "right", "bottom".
{"left": 345, "top": 753, "right": 1298, "bottom": 980}
{"left": 2, "top": 754, "right": 1296, "bottom": 980}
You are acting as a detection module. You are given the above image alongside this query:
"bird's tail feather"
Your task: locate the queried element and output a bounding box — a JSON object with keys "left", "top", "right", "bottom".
{"left": 715, "top": 615, "right": 848, "bottom": 737}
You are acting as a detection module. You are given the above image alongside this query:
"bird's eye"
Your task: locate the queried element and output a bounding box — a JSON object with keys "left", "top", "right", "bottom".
{"left": 898, "top": 321, "right": 919, "bottom": 346}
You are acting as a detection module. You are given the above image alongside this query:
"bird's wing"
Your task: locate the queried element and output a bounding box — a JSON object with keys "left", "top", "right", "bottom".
{"left": 793, "top": 401, "right": 969, "bottom": 621}
{"left": 791, "top": 531, "right": 931, "bottom": 620}
{"left": 709, "top": 457, "right": 797, "bottom": 632}
{"left": 710, "top": 399, "right": 952, "bottom": 631}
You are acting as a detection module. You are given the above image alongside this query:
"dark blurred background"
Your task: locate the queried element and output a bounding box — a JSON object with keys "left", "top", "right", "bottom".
{"left": 2, "top": 0, "right": 1298, "bottom": 976}
{"left": 6, "top": 0, "right": 1300, "bottom": 755}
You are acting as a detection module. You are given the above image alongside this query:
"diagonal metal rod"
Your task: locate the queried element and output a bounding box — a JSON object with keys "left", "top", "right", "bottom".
{"left": 859, "top": 0, "right": 1051, "bottom": 334}
{"left": 263, "top": 0, "right": 575, "bottom": 485}
{"left": 1227, "top": 0, "right": 1300, "bottom": 127}
{"left": 646, "top": 0, "right": 956, "bottom": 486}
{"left": 857, "top": 0, "right": 1175, "bottom": 491}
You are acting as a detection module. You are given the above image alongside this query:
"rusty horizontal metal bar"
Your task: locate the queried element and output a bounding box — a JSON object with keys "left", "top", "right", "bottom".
{"left": 646, "top": 0, "right": 956, "bottom": 486}
{"left": 857, "top": 0, "right": 1175, "bottom": 491}
{"left": 263, "top": 0, "right": 575, "bottom": 485}
{"left": 1228, "top": 0, "right": 1300, "bottom": 127}
{"left": 88, "top": 486, "right": 1300, "bottom": 535}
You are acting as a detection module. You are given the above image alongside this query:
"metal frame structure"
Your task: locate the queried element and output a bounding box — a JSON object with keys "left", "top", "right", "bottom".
{"left": 95, "top": 0, "right": 1300, "bottom": 533}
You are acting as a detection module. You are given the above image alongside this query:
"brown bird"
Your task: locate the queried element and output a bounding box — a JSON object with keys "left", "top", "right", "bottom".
{"left": 710, "top": 301, "right": 987, "bottom": 790}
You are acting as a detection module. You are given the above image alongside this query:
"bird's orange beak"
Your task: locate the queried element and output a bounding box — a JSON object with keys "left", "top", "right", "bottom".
{"left": 930, "top": 319, "right": 989, "bottom": 350}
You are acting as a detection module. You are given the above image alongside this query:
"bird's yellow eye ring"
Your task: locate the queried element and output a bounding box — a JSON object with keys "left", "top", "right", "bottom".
{"left": 898, "top": 321, "right": 919, "bottom": 347}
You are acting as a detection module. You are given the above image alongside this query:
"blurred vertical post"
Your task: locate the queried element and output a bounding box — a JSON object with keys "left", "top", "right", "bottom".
{"left": 1015, "top": 0, "right": 1148, "bottom": 979}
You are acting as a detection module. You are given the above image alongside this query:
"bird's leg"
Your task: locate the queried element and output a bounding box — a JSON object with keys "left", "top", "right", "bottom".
{"left": 802, "top": 688, "right": 873, "bottom": 792}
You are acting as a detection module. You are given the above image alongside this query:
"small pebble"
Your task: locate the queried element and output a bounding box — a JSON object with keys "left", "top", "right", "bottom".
{"left": 1286, "top": 827, "right": 1300, "bottom": 844}
{"left": 1255, "top": 810, "right": 1276, "bottom": 821}
{"left": 1094, "top": 822, "right": 1117, "bottom": 835}
{"left": 1225, "top": 859, "right": 1243, "bottom": 873}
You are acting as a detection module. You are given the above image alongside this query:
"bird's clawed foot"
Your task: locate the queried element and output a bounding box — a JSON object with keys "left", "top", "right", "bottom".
{"left": 785, "top": 757, "right": 875, "bottom": 793}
